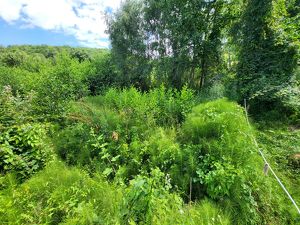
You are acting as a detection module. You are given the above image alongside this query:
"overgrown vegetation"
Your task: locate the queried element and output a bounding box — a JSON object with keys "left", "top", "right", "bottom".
{"left": 0, "top": 0, "right": 299, "bottom": 223}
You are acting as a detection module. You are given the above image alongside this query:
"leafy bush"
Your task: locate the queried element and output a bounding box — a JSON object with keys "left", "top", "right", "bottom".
{"left": 0, "top": 50, "right": 28, "bottom": 67}
{"left": 121, "top": 169, "right": 231, "bottom": 225}
{"left": 275, "top": 81, "right": 300, "bottom": 121}
{"left": 198, "top": 82, "right": 226, "bottom": 102}
{"left": 0, "top": 86, "right": 34, "bottom": 128}
{"left": 86, "top": 51, "right": 119, "bottom": 95}
{"left": 143, "top": 128, "right": 180, "bottom": 172}
{"left": 54, "top": 123, "right": 92, "bottom": 166}
{"left": 121, "top": 168, "right": 181, "bottom": 224}
{"left": 0, "top": 50, "right": 91, "bottom": 120}
{"left": 0, "top": 86, "right": 53, "bottom": 180}
{"left": 0, "top": 123, "right": 53, "bottom": 180}
{"left": 55, "top": 101, "right": 128, "bottom": 175}
{"left": 0, "top": 66, "right": 41, "bottom": 94}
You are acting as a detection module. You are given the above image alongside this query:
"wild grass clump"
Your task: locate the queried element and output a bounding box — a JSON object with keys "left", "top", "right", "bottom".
{"left": 182, "top": 98, "right": 258, "bottom": 165}
{"left": 181, "top": 199, "right": 231, "bottom": 225}
{"left": 0, "top": 161, "right": 121, "bottom": 224}
{"left": 180, "top": 99, "right": 296, "bottom": 224}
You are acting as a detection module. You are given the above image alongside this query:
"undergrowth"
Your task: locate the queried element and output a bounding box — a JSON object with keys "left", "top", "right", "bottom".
{"left": 1, "top": 87, "right": 298, "bottom": 224}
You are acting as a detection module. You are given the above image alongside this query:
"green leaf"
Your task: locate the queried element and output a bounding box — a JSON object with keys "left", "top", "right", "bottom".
{"left": 103, "top": 167, "right": 113, "bottom": 176}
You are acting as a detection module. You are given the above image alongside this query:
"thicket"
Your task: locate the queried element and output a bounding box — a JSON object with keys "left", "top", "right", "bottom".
{"left": 0, "top": 46, "right": 121, "bottom": 118}
{"left": 2, "top": 82, "right": 297, "bottom": 223}
{"left": 49, "top": 89, "right": 295, "bottom": 224}
{"left": 0, "top": 0, "right": 299, "bottom": 222}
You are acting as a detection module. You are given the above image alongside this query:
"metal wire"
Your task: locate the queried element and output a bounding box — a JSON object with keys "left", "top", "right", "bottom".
{"left": 243, "top": 99, "right": 300, "bottom": 215}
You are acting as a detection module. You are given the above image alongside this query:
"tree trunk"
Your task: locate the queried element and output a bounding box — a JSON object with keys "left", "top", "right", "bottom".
{"left": 200, "top": 57, "right": 206, "bottom": 89}
{"left": 189, "top": 65, "right": 195, "bottom": 88}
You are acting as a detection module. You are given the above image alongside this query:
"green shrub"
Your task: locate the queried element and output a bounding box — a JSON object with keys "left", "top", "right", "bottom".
{"left": 0, "top": 86, "right": 35, "bottom": 128}
{"left": 86, "top": 51, "right": 119, "bottom": 95}
{"left": 0, "top": 50, "right": 28, "bottom": 67}
{"left": 33, "top": 52, "right": 90, "bottom": 119}
{"left": 0, "top": 123, "right": 53, "bottom": 180}
{"left": 144, "top": 128, "right": 180, "bottom": 172}
{"left": 198, "top": 82, "right": 226, "bottom": 102}
{"left": 0, "top": 66, "right": 39, "bottom": 93}
{"left": 54, "top": 123, "right": 92, "bottom": 166}
{"left": 55, "top": 101, "right": 129, "bottom": 175}
{"left": 121, "top": 168, "right": 182, "bottom": 224}
{"left": 0, "top": 86, "right": 54, "bottom": 180}
{"left": 121, "top": 169, "right": 231, "bottom": 225}
{"left": 274, "top": 81, "right": 300, "bottom": 121}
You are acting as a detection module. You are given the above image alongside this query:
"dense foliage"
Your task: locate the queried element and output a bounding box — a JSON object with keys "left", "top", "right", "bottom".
{"left": 235, "top": 0, "right": 299, "bottom": 115}
{"left": 1, "top": 84, "right": 298, "bottom": 223}
{"left": 0, "top": 0, "right": 299, "bottom": 223}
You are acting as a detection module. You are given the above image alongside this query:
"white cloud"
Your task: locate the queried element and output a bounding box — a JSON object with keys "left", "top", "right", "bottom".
{"left": 0, "top": 0, "right": 24, "bottom": 22}
{"left": 0, "top": 0, "right": 122, "bottom": 48}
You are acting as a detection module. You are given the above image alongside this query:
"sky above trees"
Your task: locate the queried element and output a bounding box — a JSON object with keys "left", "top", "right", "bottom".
{"left": 0, "top": 0, "right": 122, "bottom": 48}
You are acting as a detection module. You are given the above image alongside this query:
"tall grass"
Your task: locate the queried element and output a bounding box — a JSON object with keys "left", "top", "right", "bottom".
{"left": 0, "top": 161, "right": 121, "bottom": 224}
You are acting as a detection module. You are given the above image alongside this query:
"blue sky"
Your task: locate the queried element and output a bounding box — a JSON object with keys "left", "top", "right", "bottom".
{"left": 0, "top": 19, "right": 80, "bottom": 47}
{"left": 0, "top": 0, "right": 121, "bottom": 48}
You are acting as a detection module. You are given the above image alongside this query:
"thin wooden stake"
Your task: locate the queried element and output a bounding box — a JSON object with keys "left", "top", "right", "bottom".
{"left": 189, "top": 177, "right": 192, "bottom": 205}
